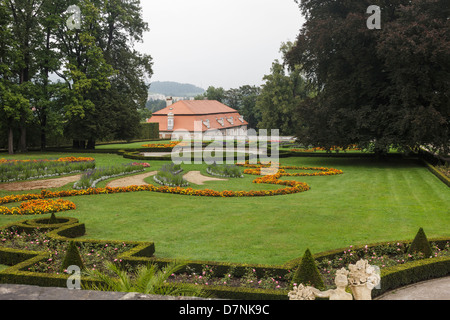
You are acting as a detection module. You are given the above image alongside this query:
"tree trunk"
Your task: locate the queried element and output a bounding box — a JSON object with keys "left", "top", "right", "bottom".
{"left": 73, "top": 140, "right": 86, "bottom": 149}
{"left": 86, "top": 138, "right": 96, "bottom": 150}
{"left": 40, "top": 27, "right": 51, "bottom": 152}
{"left": 8, "top": 126, "right": 14, "bottom": 155}
{"left": 19, "top": 118, "right": 27, "bottom": 153}
{"left": 19, "top": 123, "right": 28, "bottom": 152}
{"left": 40, "top": 122, "right": 47, "bottom": 151}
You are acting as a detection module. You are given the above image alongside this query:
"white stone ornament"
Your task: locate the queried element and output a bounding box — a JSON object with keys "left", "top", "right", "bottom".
{"left": 288, "top": 259, "right": 380, "bottom": 301}
{"left": 288, "top": 284, "right": 316, "bottom": 301}
{"left": 348, "top": 259, "right": 381, "bottom": 300}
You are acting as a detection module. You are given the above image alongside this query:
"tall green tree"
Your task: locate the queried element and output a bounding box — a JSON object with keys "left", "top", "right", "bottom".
{"left": 95, "top": 0, "right": 153, "bottom": 143}
{"left": 57, "top": 0, "right": 152, "bottom": 148}
{"left": 33, "top": 0, "right": 67, "bottom": 150}
{"left": 5, "top": 0, "right": 43, "bottom": 152}
{"left": 195, "top": 86, "right": 227, "bottom": 102}
{"left": 0, "top": 0, "right": 152, "bottom": 150}
{"left": 0, "top": 0, "right": 30, "bottom": 154}
{"left": 257, "top": 43, "right": 312, "bottom": 136}
{"left": 56, "top": 0, "right": 115, "bottom": 149}
{"left": 225, "top": 88, "right": 241, "bottom": 110}
{"left": 237, "top": 85, "right": 261, "bottom": 130}
{"left": 287, "top": 0, "right": 449, "bottom": 155}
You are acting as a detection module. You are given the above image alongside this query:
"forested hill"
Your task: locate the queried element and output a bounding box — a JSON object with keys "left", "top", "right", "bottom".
{"left": 148, "top": 81, "right": 205, "bottom": 97}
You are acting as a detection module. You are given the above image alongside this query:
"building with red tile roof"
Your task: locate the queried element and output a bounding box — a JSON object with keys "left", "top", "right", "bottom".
{"left": 147, "top": 99, "right": 248, "bottom": 139}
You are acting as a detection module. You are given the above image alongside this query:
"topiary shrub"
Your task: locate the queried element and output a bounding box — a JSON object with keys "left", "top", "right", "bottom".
{"left": 60, "top": 241, "right": 84, "bottom": 272}
{"left": 292, "top": 248, "right": 325, "bottom": 290}
{"left": 49, "top": 212, "right": 58, "bottom": 224}
{"left": 408, "top": 228, "right": 433, "bottom": 258}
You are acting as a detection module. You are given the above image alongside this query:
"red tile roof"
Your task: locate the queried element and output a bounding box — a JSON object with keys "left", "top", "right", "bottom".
{"left": 148, "top": 100, "right": 248, "bottom": 132}
{"left": 153, "top": 100, "right": 239, "bottom": 115}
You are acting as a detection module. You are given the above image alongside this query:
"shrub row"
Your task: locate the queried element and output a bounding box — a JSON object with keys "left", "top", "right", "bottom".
{"left": 1, "top": 216, "right": 448, "bottom": 299}
{"left": 0, "top": 157, "right": 95, "bottom": 183}
{"left": 376, "top": 256, "right": 450, "bottom": 298}
{"left": 284, "top": 238, "right": 450, "bottom": 299}
{"left": 423, "top": 160, "right": 450, "bottom": 187}
{"left": 154, "top": 164, "right": 188, "bottom": 187}
{"left": 73, "top": 164, "right": 146, "bottom": 189}
{"left": 285, "top": 238, "right": 450, "bottom": 268}
{"left": 0, "top": 218, "right": 155, "bottom": 289}
{"left": 207, "top": 164, "right": 244, "bottom": 178}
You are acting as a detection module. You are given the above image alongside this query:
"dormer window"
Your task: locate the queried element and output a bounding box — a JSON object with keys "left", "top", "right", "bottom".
{"left": 227, "top": 117, "right": 234, "bottom": 125}
{"left": 168, "top": 112, "right": 174, "bottom": 130}
{"left": 238, "top": 116, "right": 244, "bottom": 123}
{"left": 203, "top": 119, "right": 211, "bottom": 129}
{"left": 217, "top": 118, "right": 225, "bottom": 126}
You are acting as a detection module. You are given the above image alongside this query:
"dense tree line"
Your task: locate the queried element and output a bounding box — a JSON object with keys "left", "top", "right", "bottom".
{"left": 0, "top": 0, "right": 152, "bottom": 154}
{"left": 286, "top": 0, "right": 449, "bottom": 155}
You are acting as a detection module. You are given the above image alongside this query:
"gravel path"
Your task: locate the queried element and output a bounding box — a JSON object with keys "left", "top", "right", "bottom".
{"left": 106, "top": 171, "right": 158, "bottom": 188}
{"left": 0, "top": 171, "right": 228, "bottom": 191}
{"left": 106, "top": 171, "right": 227, "bottom": 187}
{"left": 183, "top": 171, "right": 227, "bottom": 185}
{"left": 0, "top": 175, "right": 82, "bottom": 191}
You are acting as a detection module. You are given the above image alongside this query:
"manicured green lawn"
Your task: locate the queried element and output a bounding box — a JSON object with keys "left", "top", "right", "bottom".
{"left": 0, "top": 152, "right": 448, "bottom": 266}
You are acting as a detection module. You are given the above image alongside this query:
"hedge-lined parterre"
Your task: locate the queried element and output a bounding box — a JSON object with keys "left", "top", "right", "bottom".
{"left": 0, "top": 163, "right": 344, "bottom": 215}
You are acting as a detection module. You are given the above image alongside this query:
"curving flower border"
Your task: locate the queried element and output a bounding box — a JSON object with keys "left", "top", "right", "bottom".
{"left": 237, "top": 163, "right": 344, "bottom": 178}
{"left": 0, "top": 157, "right": 95, "bottom": 164}
{"left": 0, "top": 199, "right": 76, "bottom": 216}
{"left": 142, "top": 142, "right": 181, "bottom": 148}
{"left": 0, "top": 163, "right": 343, "bottom": 215}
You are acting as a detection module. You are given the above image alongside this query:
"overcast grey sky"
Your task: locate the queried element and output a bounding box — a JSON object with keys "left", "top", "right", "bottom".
{"left": 135, "top": 0, "right": 305, "bottom": 90}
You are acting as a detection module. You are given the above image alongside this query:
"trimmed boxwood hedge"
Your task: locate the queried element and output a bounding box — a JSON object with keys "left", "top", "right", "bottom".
{"left": 0, "top": 217, "right": 448, "bottom": 300}
{"left": 375, "top": 256, "right": 450, "bottom": 298}
{"left": 423, "top": 160, "right": 450, "bottom": 187}
{"left": 0, "top": 217, "right": 156, "bottom": 289}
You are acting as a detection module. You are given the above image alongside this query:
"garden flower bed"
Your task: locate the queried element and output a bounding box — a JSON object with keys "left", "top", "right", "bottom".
{"left": 130, "top": 162, "right": 151, "bottom": 168}
{"left": 0, "top": 199, "right": 76, "bottom": 216}
{"left": 436, "top": 165, "right": 449, "bottom": 178}
{"left": 0, "top": 163, "right": 344, "bottom": 216}
{"left": 1, "top": 221, "right": 448, "bottom": 296}
{"left": 289, "top": 145, "right": 361, "bottom": 153}
{"left": 207, "top": 163, "right": 244, "bottom": 178}
{"left": 237, "top": 162, "right": 344, "bottom": 177}
{"left": 168, "top": 265, "right": 293, "bottom": 291}
{"left": 315, "top": 241, "right": 450, "bottom": 288}
{"left": 154, "top": 164, "right": 188, "bottom": 187}
{"left": 73, "top": 164, "right": 146, "bottom": 189}
{"left": 142, "top": 142, "right": 180, "bottom": 148}
{"left": 0, "top": 227, "right": 135, "bottom": 275}
{"left": 0, "top": 157, "right": 95, "bottom": 183}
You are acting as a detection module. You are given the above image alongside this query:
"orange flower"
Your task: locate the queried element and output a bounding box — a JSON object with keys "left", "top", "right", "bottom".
{"left": 0, "top": 163, "right": 343, "bottom": 216}
{"left": 0, "top": 199, "right": 76, "bottom": 216}
{"left": 142, "top": 142, "right": 180, "bottom": 148}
